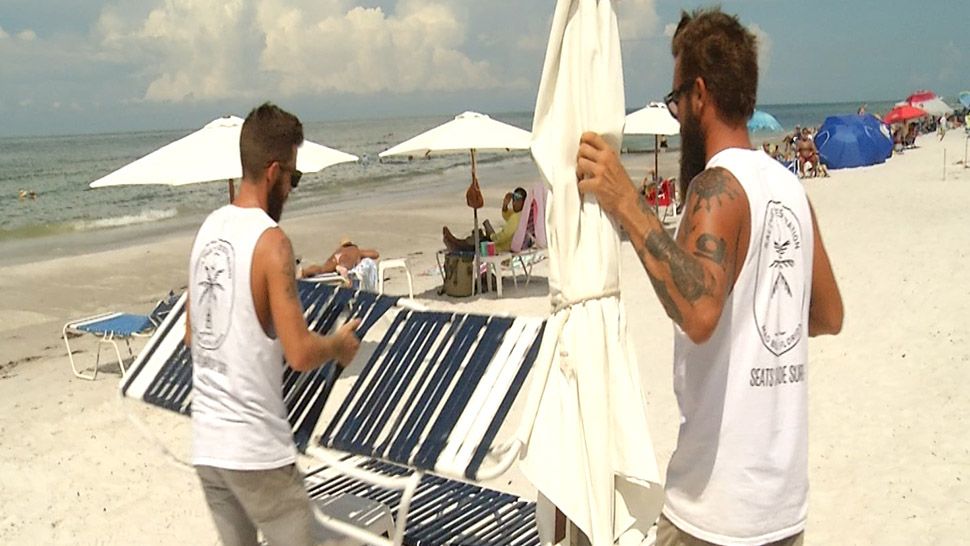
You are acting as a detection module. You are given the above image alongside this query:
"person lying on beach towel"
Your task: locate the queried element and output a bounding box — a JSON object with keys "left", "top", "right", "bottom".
{"left": 300, "top": 238, "right": 380, "bottom": 283}
{"left": 442, "top": 186, "right": 526, "bottom": 253}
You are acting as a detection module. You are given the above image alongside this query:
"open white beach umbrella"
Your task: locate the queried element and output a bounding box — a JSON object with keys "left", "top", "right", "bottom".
{"left": 378, "top": 111, "right": 531, "bottom": 293}
{"left": 907, "top": 97, "right": 952, "bottom": 118}
{"left": 624, "top": 101, "right": 680, "bottom": 180}
{"left": 516, "top": 0, "right": 662, "bottom": 544}
{"left": 89, "top": 116, "right": 358, "bottom": 198}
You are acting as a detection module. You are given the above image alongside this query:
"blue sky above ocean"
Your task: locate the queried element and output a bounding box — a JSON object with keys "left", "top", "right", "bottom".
{"left": 0, "top": 0, "right": 967, "bottom": 137}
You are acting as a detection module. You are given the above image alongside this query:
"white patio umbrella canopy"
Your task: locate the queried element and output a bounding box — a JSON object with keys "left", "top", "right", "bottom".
{"left": 377, "top": 111, "right": 531, "bottom": 159}
{"left": 89, "top": 115, "right": 358, "bottom": 188}
{"left": 378, "top": 111, "right": 531, "bottom": 294}
{"left": 625, "top": 101, "right": 680, "bottom": 181}
{"left": 624, "top": 101, "right": 680, "bottom": 136}
{"left": 517, "top": 0, "right": 662, "bottom": 544}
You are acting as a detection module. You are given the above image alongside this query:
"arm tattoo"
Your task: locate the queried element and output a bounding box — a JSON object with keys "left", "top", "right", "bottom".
{"left": 280, "top": 241, "right": 299, "bottom": 301}
{"left": 644, "top": 230, "right": 711, "bottom": 302}
{"left": 690, "top": 167, "right": 740, "bottom": 214}
{"left": 645, "top": 268, "right": 683, "bottom": 325}
{"left": 693, "top": 233, "right": 727, "bottom": 270}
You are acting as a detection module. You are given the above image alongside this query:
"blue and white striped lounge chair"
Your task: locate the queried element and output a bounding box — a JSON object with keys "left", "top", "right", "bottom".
{"left": 63, "top": 291, "right": 179, "bottom": 381}
{"left": 307, "top": 307, "right": 545, "bottom": 545}
{"left": 121, "top": 281, "right": 544, "bottom": 546}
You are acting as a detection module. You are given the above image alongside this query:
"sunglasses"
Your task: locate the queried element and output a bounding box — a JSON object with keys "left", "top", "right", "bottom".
{"left": 272, "top": 161, "right": 303, "bottom": 189}
{"left": 663, "top": 81, "right": 694, "bottom": 121}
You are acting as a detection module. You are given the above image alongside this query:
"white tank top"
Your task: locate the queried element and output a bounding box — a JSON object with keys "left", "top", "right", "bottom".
{"left": 663, "top": 148, "right": 814, "bottom": 544}
{"left": 188, "top": 205, "right": 295, "bottom": 470}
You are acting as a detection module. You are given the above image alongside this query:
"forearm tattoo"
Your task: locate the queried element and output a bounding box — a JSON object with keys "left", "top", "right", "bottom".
{"left": 645, "top": 230, "right": 711, "bottom": 303}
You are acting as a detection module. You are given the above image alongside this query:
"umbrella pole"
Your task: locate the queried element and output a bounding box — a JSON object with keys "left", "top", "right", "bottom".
{"left": 471, "top": 149, "right": 480, "bottom": 296}
{"left": 228, "top": 179, "right": 235, "bottom": 203}
{"left": 654, "top": 135, "right": 659, "bottom": 179}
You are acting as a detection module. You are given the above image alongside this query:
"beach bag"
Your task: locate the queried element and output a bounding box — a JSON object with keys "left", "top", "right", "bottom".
{"left": 443, "top": 252, "right": 474, "bottom": 297}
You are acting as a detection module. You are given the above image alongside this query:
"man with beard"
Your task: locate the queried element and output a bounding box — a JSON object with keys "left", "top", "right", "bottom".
{"left": 576, "top": 8, "right": 843, "bottom": 546}
{"left": 184, "top": 103, "right": 361, "bottom": 546}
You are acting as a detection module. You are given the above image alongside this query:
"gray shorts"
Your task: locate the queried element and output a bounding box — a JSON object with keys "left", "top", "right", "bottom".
{"left": 196, "top": 464, "right": 315, "bottom": 546}
{"left": 657, "top": 515, "right": 804, "bottom": 546}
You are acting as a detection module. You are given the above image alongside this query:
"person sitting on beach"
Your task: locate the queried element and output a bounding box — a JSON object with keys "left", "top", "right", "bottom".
{"left": 300, "top": 238, "right": 381, "bottom": 290}
{"left": 641, "top": 168, "right": 660, "bottom": 197}
{"left": 443, "top": 186, "right": 526, "bottom": 253}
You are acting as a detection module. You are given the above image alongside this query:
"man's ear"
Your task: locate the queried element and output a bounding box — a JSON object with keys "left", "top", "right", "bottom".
{"left": 692, "top": 76, "right": 708, "bottom": 116}
{"left": 264, "top": 161, "right": 280, "bottom": 185}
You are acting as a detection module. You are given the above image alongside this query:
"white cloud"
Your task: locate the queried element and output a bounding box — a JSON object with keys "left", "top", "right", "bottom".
{"left": 16, "top": 29, "right": 36, "bottom": 41}
{"left": 616, "top": 0, "right": 658, "bottom": 40}
{"left": 748, "top": 23, "right": 772, "bottom": 77}
{"left": 663, "top": 22, "right": 677, "bottom": 38}
{"left": 0, "top": 25, "right": 8, "bottom": 39}
{"left": 95, "top": 0, "right": 504, "bottom": 103}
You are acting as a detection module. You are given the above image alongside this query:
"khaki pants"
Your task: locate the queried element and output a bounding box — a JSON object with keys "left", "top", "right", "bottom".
{"left": 196, "top": 464, "right": 315, "bottom": 546}
{"left": 657, "top": 515, "right": 804, "bottom": 546}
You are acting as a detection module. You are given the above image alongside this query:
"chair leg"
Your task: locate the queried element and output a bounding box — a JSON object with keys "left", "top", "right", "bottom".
{"left": 404, "top": 268, "right": 414, "bottom": 299}
{"left": 63, "top": 327, "right": 97, "bottom": 381}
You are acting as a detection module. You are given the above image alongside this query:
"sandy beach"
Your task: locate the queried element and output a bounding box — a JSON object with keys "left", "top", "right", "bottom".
{"left": 2, "top": 131, "right": 969, "bottom": 545}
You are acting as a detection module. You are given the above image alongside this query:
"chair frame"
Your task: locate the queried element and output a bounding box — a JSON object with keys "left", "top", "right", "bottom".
{"left": 63, "top": 312, "right": 154, "bottom": 381}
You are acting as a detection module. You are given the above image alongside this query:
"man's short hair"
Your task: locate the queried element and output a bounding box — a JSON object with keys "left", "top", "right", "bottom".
{"left": 240, "top": 102, "right": 304, "bottom": 180}
{"left": 512, "top": 187, "right": 527, "bottom": 201}
{"left": 671, "top": 8, "right": 758, "bottom": 125}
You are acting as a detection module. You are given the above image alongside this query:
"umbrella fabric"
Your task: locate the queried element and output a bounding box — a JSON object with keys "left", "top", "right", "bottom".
{"left": 519, "top": 0, "right": 663, "bottom": 544}
{"left": 883, "top": 104, "right": 928, "bottom": 124}
{"left": 624, "top": 102, "right": 679, "bottom": 135}
{"left": 814, "top": 115, "right": 892, "bottom": 169}
{"left": 906, "top": 90, "right": 937, "bottom": 104}
{"left": 747, "top": 109, "right": 783, "bottom": 132}
{"left": 90, "top": 116, "right": 358, "bottom": 188}
{"left": 908, "top": 97, "right": 952, "bottom": 117}
{"left": 378, "top": 111, "right": 531, "bottom": 158}
{"left": 959, "top": 91, "right": 970, "bottom": 109}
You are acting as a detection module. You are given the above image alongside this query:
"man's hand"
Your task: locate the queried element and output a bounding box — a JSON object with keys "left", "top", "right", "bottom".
{"left": 576, "top": 132, "right": 638, "bottom": 216}
{"left": 330, "top": 319, "right": 362, "bottom": 367}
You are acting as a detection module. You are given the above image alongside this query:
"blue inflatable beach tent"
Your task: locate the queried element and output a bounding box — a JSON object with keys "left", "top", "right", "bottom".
{"left": 814, "top": 114, "right": 892, "bottom": 170}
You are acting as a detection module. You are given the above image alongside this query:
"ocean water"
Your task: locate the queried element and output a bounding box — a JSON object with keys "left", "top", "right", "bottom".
{"left": 0, "top": 100, "right": 895, "bottom": 263}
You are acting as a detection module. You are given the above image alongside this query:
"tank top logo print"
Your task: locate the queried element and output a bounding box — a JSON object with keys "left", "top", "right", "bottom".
{"left": 195, "top": 239, "right": 235, "bottom": 350}
{"left": 754, "top": 201, "right": 805, "bottom": 356}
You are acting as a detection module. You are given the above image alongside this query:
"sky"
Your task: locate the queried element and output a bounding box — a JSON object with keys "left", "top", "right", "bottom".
{"left": 0, "top": 0, "right": 967, "bottom": 137}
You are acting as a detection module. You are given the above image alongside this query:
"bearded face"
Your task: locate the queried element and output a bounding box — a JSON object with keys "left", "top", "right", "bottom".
{"left": 678, "top": 99, "right": 708, "bottom": 199}
{"left": 267, "top": 168, "right": 288, "bottom": 222}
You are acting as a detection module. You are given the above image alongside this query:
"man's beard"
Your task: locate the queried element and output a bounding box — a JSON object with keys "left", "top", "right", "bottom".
{"left": 267, "top": 176, "right": 287, "bottom": 222}
{"left": 678, "top": 103, "right": 707, "bottom": 200}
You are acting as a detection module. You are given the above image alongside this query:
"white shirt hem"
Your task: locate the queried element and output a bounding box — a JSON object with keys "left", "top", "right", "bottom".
{"left": 192, "top": 454, "right": 297, "bottom": 471}
{"left": 662, "top": 505, "right": 806, "bottom": 546}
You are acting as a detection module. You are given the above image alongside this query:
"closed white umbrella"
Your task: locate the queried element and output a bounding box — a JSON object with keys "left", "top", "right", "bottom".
{"left": 624, "top": 101, "right": 680, "bottom": 181}
{"left": 517, "top": 0, "right": 663, "bottom": 544}
{"left": 90, "top": 116, "right": 359, "bottom": 200}
{"left": 379, "top": 111, "right": 532, "bottom": 294}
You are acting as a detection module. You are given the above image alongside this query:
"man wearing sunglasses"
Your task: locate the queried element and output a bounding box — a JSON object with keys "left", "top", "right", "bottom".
{"left": 184, "top": 102, "right": 360, "bottom": 546}
{"left": 577, "top": 8, "right": 843, "bottom": 546}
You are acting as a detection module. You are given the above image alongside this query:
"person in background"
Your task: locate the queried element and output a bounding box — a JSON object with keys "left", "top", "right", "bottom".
{"left": 575, "top": 8, "right": 842, "bottom": 545}
{"left": 443, "top": 186, "right": 526, "bottom": 253}
{"left": 300, "top": 238, "right": 380, "bottom": 288}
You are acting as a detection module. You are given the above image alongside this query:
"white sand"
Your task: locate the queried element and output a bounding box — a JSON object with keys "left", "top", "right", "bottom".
{"left": 1, "top": 132, "right": 968, "bottom": 544}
